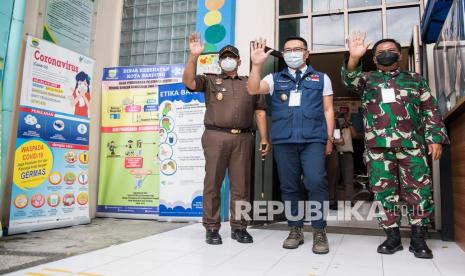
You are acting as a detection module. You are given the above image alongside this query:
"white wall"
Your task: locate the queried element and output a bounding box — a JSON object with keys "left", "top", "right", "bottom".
{"left": 235, "top": 0, "right": 276, "bottom": 76}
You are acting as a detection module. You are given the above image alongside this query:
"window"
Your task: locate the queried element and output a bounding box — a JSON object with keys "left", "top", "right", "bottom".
{"left": 434, "top": 0, "right": 465, "bottom": 114}
{"left": 119, "top": 0, "right": 197, "bottom": 66}
{"left": 348, "top": 0, "right": 381, "bottom": 9}
{"left": 387, "top": 7, "right": 420, "bottom": 44}
{"left": 349, "top": 11, "right": 383, "bottom": 45}
{"left": 312, "top": 14, "right": 345, "bottom": 50}
{"left": 312, "top": 0, "right": 343, "bottom": 13}
{"left": 279, "top": 0, "right": 307, "bottom": 15}
{"left": 386, "top": 0, "right": 419, "bottom": 5}
{"left": 278, "top": 0, "right": 422, "bottom": 53}
{"left": 279, "top": 18, "right": 309, "bottom": 49}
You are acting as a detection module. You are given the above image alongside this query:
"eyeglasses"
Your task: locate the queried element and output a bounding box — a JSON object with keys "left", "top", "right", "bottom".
{"left": 283, "top": 47, "right": 307, "bottom": 54}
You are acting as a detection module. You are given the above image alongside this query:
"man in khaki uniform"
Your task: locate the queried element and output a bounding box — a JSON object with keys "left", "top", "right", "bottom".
{"left": 183, "top": 33, "right": 270, "bottom": 245}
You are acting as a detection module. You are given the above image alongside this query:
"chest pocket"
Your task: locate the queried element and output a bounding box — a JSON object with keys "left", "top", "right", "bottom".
{"left": 275, "top": 79, "right": 294, "bottom": 92}
{"left": 362, "top": 84, "right": 383, "bottom": 104}
{"left": 399, "top": 87, "right": 421, "bottom": 106}
{"left": 302, "top": 78, "right": 323, "bottom": 90}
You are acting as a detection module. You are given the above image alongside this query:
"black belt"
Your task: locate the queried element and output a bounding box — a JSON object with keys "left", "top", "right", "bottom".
{"left": 205, "top": 125, "right": 254, "bottom": 134}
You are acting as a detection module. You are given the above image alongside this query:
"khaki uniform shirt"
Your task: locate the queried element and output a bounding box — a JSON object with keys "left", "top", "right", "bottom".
{"left": 191, "top": 73, "right": 267, "bottom": 129}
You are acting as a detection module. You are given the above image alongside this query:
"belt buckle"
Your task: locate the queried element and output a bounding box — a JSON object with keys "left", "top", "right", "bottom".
{"left": 230, "top": 129, "right": 241, "bottom": 134}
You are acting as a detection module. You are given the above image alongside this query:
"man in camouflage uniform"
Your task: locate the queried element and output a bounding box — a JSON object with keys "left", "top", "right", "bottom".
{"left": 342, "top": 31, "right": 449, "bottom": 259}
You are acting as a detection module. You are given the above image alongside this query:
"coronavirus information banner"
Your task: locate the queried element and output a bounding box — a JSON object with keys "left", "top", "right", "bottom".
{"left": 8, "top": 36, "right": 93, "bottom": 235}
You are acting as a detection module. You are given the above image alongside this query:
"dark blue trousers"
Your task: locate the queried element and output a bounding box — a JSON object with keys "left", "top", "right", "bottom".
{"left": 273, "top": 143, "right": 328, "bottom": 229}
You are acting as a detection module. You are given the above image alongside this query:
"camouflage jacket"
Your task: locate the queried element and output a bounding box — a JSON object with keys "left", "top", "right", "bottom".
{"left": 341, "top": 63, "right": 449, "bottom": 149}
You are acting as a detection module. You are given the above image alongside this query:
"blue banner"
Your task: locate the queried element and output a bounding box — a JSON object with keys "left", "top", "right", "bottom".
{"left": 158, "top": 83, "right": 206, "bottom": 219}
{"left": 17, "top": 106, "right": 90, "bottom": 146}
{"left": 102, "top": 64, "right": 185, "bottom": 82}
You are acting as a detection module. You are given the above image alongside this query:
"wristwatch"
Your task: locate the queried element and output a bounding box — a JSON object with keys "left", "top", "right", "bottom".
{"left": 328, "top": 137, "right": 335, "bottom": 143}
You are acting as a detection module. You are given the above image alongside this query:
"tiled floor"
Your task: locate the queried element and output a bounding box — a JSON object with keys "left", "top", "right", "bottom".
{"left": 6, "top": 222, "right": 465, "bottom": 276}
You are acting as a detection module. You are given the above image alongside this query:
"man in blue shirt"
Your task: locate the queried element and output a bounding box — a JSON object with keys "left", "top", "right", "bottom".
{"left": 248, "top": 37, "right": 334, "bottom": 254}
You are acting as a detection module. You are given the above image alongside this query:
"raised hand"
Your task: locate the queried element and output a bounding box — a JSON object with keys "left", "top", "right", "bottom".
{"left": 347, "top": 31, "right": 371, "bottom": 60}
{"left": 251, "top": 38, "right": 273, "bottom": 66}
{"left": 188, "top": 32, "right": 205, "bottom": 57}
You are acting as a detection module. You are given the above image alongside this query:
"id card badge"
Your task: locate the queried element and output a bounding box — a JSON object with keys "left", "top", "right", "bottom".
{"left": 334, "top": 129, "right": 341, "bottom": 140}
{"left": 289, "top": 89, "right": 302, "bottom": 107}
{"left": 381, "top": 88, "right": 396, "bottom": 103}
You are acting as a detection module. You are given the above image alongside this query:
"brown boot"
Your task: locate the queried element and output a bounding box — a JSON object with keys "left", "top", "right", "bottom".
{"left": 312, "top": 228, "right": 329, "bottom": 254}
{"left": 282, "top": 226, "right": 304, "bottom": 249}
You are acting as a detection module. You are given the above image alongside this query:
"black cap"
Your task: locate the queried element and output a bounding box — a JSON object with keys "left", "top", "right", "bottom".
{"left": 219, "top": 45, "right": 240, "bottom": 58}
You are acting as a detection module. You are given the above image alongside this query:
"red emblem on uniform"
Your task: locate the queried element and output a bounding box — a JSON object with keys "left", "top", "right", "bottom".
{"left": 310, "top": 75, "right": 320, "bottom": 81}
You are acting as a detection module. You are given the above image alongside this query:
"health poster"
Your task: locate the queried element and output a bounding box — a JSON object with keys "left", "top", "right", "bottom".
{"left": 20, "top": 36, "right": 94, "bottom": 118}
{"left": 98, "top": 65, "right": 184, "bottom": 219}
{"left": 8, "top": 39, "right": 94, "bottom": 234}
{"left": 158, "top": 83, "right": 206, "bottom": 221}
{"left": 9, "top": 37, "right": 93, "bottom": 234}
{"left": 43, "top": 0, "right": 95, "bottom": 56}
{"left": 197, "top": 54, "right": 221, "bottom": 75}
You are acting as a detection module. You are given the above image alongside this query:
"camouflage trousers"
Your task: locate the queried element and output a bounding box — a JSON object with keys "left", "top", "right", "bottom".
{"left": 366, "top": 147, "right": 434, "bottom": 228}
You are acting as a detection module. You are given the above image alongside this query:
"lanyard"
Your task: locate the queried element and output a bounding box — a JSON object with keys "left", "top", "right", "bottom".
{"left": 381, "top": 73, "right": 391, "bottom": 89}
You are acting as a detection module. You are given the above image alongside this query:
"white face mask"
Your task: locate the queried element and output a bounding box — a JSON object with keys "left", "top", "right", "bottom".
{"left": 283, "top": 51, "right": 305, "bottom": 69}
{"left": 220, "top": 57, "right": 238, "bottom": 72}
{"left": 78, "top": 83, "right": 87, "bottom": 93}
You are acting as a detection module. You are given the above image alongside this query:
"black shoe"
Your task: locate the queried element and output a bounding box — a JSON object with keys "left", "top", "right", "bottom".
{"left": 231, "top": 228, "right": 253, "bottom": 243}
{"left": 377, "top": 227, "right": 403, "bottom": 254}
{"left": 206, "top": 229, "right": 222, "bottom": 245}
{"left": 409, "top": 226, "right": 433, "bottom": 259}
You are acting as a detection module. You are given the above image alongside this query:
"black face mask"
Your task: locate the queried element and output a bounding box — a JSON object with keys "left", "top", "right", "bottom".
{"left": 375, "top": 51, "right": 400, "bottom": 66}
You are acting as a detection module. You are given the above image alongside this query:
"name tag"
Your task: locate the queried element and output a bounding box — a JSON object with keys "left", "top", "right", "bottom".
{"left": 334, "top": 129, "right": 341, "bottom": 140}
{"left": 289, "top": 89, "right": 302, "bottom": 107}
{"left": 381, "top": 88, "right": 396, "bottom": 103}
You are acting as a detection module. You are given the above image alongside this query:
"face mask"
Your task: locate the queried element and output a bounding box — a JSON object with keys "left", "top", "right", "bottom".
{"left": 375, "top": 51, "right": 400, "bottom": 66}
{"left": 283, "top": 51, "right": 305, "bottom": 69}
{"left": 78, "top": 83, "right": 87, "bottom": 93}
{"left": 220, "top": 57, "right": 238, "bottom": 72}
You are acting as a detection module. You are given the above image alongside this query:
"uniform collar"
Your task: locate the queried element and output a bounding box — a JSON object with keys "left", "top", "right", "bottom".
{"left": 377, "top": 67, "right": 401, "bottom": 78}
{"left": 288, "top": 65, "right": 308, "bottom": 75}
{"left": 283, "top": 65, "right": 315, "bottom": 80}
{"left": 220, "top": 73, "right": 243, "bottom": 80}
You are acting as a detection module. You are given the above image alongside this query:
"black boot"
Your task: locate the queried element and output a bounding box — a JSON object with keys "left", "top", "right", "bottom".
{"left": 206, "top": 229, "right": 222, "bottom": 245}
{"left": 409, "top": 225, "right": 433, "bottom": 259}
{"left": 231, "top": 228, "right": 253, "bottom": 243}
{"left": 377, "top": 227, "right": 403, "bottom": 254}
